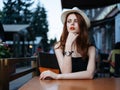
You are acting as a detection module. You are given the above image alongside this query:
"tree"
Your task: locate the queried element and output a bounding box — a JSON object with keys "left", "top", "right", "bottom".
{"left": 0, "top": 0, "right": 50, "bottom": 52}
{"left": 0, "top": 10, "right": 3, "bottom": 21}
{"left": 22, "top": 1, "right": 34, "bottom": 23}
{"left": 15, "top": 0, "right": 34, "bottom": 24}
{"left": 30, "top": 4, "right": 49, "bottom": 52}
{"left": 49, "top": 38, "right": 57, "bottom": 47}
{"left": 2, "top": 0, "right": 16, "bottom": 24}
{"left": 2, "top": 0, "right": 34, "bottom": 24}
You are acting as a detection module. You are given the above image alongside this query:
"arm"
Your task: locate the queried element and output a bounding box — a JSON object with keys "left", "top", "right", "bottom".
{"left": 54, "top": 45, "right": 72, "bottom": 73}
{"left": 54, "top": 33, "right": 78, "bottom": 73}
{"left": 108, "top": 51, "right": 115, "bottom": 68}
{"left": 107, "top": 51, "right": 112, "bottom": 62}
{"left": 57, "top": 46, "right": 96, "bottom": 79}
{"left": 39, "top": 46, "right": 96, "bottom": 80}
{"left": 102, "top": 51, "right": 112, "bottom": 63}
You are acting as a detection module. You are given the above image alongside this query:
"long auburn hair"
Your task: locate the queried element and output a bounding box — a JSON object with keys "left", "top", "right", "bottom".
{"left": 56, "top": 12, "right": 90, "bottom": 58}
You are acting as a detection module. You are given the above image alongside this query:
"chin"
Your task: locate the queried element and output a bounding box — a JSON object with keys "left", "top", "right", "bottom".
{"left": 69, "top": 30, "right": 78, "bottom": 33}
{"left": 68, "top": 30, "right": 74, "bottom": 32}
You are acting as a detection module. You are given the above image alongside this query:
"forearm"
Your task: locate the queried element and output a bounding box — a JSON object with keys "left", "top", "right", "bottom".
{"left": 57, "top": 70, "right": 94, "bottom": 79}
{"left": 55, "top": 50, "right": 72, "bottom": 73}
{"left": 60, "top": 55, "right": 72, "bottom": 73}
{"left": 60, "top": 45, "right": 72, "bottom": 73}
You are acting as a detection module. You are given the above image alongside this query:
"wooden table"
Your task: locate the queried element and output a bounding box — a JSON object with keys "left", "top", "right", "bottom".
{"left": 19, "top": 76, "right": 120, "bottom": 90}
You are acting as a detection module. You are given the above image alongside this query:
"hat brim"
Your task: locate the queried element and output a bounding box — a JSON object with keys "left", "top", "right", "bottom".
{"left": 61, "top": 8, "right": 90, "bottom": 28}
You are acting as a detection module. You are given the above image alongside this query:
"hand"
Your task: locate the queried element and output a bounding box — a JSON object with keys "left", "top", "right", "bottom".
{"left": 66, "top": 32, "right": 78, "bottom": 46}
{"left": 39, "top": 70, "right": 58, "bottom": 80}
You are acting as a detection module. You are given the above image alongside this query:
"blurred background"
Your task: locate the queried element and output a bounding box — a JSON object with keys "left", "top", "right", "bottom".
{"left": 0, "top": 0, "right": 120, "bottom": 89}
{"left": 0, "top": 0, "right": 120, "bottom": 58}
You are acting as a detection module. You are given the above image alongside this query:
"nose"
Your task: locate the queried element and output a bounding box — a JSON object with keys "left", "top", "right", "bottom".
{"left": 71, "top": 21, "right": 74, "bottom": 25}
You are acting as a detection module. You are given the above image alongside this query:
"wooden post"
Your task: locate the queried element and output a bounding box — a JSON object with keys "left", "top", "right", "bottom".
{"left": 0, "top": 59, "right": 9, "bottom": 90}
{"left": 31, "top": 57, "right": 39, "bottom": 77}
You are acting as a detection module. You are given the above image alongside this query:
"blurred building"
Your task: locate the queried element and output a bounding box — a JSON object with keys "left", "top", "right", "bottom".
{"left": 91, "top": 4, "right": 120, "bottom": 53}
{"left": 61, "top": 0, "right": 120, "bottom": 54}
{"left": 3, "top": 24, "right": 42, "bottom": 57}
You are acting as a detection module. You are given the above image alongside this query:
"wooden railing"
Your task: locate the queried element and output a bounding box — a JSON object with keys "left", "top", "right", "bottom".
{"left": 0, "top": 56, "right": 39, "bottom": 90}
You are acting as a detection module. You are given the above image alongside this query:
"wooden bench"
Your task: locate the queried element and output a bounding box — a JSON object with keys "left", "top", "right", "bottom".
{"left": 38, "top": 52, "right": 60, "bottom": 74}
{"left": 18, "top": 52, "right": 60, "bottom": 90}
{"left": 0, "top": 52, "right": 59, "bottom": 90}
{"left": 0, "top": 56, "right": 39, "bottom": 90}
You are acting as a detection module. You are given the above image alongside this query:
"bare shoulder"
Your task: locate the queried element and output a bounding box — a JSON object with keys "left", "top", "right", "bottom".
{"left": 54, "top": 42, "right": 63, "bottom": 53}
{"left": 88, "top": 46, "right": 96, "bottom": 57}
{"left": 88, "top": 46, "right": 96, "bottom": 55}
{"left": 88, "top": 46, "right": 96, "bottom": 51}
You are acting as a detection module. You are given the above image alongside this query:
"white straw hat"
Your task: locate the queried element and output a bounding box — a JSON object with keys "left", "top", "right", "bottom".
{"left": 61, "top": 7, "right": 91, "bottom": 28}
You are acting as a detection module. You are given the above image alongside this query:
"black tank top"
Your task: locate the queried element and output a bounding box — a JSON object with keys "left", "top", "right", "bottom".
{"left": 72, "top": 57, "right": 88, "bottom": 72}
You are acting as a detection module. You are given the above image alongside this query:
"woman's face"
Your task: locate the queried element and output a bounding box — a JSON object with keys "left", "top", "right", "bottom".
{"left": 66, "top": 13, "right": 80, "bottom": 33}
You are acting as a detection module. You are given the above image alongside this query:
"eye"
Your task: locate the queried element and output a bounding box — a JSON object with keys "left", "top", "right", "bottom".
{"left": 67, "top": 19, "right": 71, "bottom": 23}
{"left": 74, "top": 19, "right": 78, "bottom": 23}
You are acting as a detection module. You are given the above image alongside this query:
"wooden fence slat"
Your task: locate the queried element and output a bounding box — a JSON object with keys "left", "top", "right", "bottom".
{"left": 10, "top": 68, "right": 36, "bottom": 81}
{"left": 0, "top": 59, "right": 9, "bottom": 90}
{"left": 0, "top": 56, "right": 38, "bottom": 90}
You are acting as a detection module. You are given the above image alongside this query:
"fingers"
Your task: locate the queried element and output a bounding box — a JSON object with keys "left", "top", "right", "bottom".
{"left": 69, "top": 32, "right": 79, "bottom": 37}
{"left": 72, "top": 32, "right": 79, "bottom": 35}
{"left": 39, "top": 71, "right": 47, "bottom": 80}
{"left": 39, "top": 73, "right": 45, "bottom": 80}
{"left": 66, "top": 32, "right": 79, "bottom": 46}
{"left": 39, "top": 70, "right": 53, "bottom": 80}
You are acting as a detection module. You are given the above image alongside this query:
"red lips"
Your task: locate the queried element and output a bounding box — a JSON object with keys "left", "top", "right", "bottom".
{"left": 70, "top": 27, "right": 75, "bottom": 30}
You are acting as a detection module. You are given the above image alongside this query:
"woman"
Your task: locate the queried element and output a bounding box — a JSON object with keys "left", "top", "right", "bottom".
{"left": 40, "top": 7, "right": 96, "bottom": 80}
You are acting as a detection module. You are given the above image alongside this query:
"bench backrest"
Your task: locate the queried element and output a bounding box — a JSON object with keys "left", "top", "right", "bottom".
{"left": 0, "top": 53, "right": 60, "bottom": 90}
{"left": 38, "top": 52, "right": 60, "bottom": 73}
{"left": 0, "top": 57, "right": 38, "bottom": 90}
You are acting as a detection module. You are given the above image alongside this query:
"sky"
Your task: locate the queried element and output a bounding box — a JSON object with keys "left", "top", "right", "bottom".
{"left": 0, "top": 0, "right": 63, "bottom": 41}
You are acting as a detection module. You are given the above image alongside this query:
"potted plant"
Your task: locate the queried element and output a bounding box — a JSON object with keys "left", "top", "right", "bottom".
{"left": 0, "top": 41, "right": 11, "bottom": 58}
{"left": 0, "top": 39, "right": 15, "bottom": 74}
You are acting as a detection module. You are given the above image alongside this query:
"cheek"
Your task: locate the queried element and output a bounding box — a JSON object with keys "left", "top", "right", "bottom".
{"left": 66, "top": 24, "right": 70, "bottom": 30}
{"left": 76, "top": 26, "right": 80, "bottom": 32}
{"left": 74, "top": 25, "right": 80, "bottom": 32}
